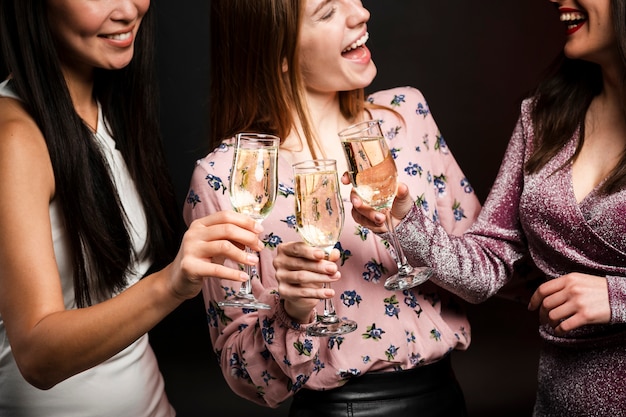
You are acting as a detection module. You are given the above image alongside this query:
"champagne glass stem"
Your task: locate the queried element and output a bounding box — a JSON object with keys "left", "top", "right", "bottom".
{"left": 237, "top": 246, "right": 255, "bottom": 297}
{"left": 382, "top": 207, "right": 411, "bottom": 273}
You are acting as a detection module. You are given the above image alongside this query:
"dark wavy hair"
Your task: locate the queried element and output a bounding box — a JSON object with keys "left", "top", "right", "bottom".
{"left": 210, "top": 0, "right": 366, "bottom": 157}
{"left": 528, "top": 0, "right": 626, "bottom": 194}
{"left": 0, "top": 0, "right": 179, "bottom": 307}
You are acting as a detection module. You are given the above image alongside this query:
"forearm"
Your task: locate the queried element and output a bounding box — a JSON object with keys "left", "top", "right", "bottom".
{"left": 12, "top": 267, "right": 182, "bottom": 389}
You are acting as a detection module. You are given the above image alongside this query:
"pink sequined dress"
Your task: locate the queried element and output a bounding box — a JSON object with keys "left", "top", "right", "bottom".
{"left": 393, "top": 98, "right": 626, "bottom": 416}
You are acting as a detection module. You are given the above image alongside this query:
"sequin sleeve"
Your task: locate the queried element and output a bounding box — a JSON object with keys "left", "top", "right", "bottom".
{"left": 606, "top": 276, "right": 626, "bottom": 323}
{"left": 388, "top": 103, "right": 533, "bottom": 303}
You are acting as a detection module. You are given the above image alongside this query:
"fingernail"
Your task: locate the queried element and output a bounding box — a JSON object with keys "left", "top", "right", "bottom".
{"left": 240, "top": 272, "right": 250, "bottom": 280}
{"left": 375, "top": 213, "right": 385, "bottom": 223}
{"left": 247, "top": 253, "right": 259, "bottom": 263}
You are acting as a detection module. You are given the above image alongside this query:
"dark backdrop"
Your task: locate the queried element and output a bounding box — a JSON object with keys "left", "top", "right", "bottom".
{"left": 0, "top": 1, "right": 564, "bottom": 416}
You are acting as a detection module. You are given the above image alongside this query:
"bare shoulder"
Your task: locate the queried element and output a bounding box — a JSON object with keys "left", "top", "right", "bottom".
{"left": 0, "top": 97, "right": 55, "bottom": 198}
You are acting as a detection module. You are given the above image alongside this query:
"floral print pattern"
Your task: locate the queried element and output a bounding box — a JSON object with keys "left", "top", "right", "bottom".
{"left": 183, "top": 87, "right": 480, "bottom": 408}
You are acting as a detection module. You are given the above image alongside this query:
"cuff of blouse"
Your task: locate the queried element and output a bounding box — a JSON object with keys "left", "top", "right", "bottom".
{"left": 606, "top": 275, "right": 626, "bottom": 324}
{"left": 265, "top": 292, "right": 317, "bottom": 332}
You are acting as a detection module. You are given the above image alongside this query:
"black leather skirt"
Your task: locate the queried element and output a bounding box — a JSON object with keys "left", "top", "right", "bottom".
{"left": 289, "top": 356, "right": 467, "bottom": 417}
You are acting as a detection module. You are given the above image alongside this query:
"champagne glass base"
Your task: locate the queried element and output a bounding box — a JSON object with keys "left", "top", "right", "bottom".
{"left": 306, "top": 315, "right": 358, "bottom": 337}
{"left": 218, "top": 294, "right": 271, "bottom": 310}
{"left": 384, "top": 266, "right": 433, "bottom": 291}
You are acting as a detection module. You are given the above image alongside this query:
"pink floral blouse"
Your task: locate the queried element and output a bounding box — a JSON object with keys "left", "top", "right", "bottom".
{"left": 183, "top": 86, "right": 481, "bottom": 408}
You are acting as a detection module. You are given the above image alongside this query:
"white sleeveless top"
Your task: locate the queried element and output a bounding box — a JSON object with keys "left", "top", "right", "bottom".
{"left": 0, "top": 80, "right": 175, "bottom": 417}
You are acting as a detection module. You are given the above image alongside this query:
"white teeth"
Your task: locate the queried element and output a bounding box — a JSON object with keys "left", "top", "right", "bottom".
{"left": 342, "top": 32, "right": 369, "bottom": 53}
{"left": 106, "top": 32, "right": 131, "bottom": 41}
{"left": 560, "top": 12, "right": 586, "bottom": 23}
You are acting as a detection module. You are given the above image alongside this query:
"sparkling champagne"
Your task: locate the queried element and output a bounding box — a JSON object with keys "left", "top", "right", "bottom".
{"left": 341, "top": 137, "right": 398, "bottom": 210}
{"left": 229, "top": 147, "right": 278, "bottom": 221}
{"left": 294, "top": 170, "right": 344, "bottom": 252}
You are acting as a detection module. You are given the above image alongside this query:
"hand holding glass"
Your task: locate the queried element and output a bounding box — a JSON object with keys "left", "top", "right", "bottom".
{"left": 293, "top": 159, "right": 357, "bottom": 336}
{"left": 219, "top": 132, "right": 279, "bottom": 310}
{"left": 339, "top": 120, "right": 433, "bottom": 290}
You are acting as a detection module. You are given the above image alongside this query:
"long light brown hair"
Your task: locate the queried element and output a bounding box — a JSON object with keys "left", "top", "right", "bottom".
{"left": 210, "top": 0, "right": 365, "bottom": 156}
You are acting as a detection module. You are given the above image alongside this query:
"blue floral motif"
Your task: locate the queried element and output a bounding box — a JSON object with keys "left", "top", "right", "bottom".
{"left": 278, "top": 182, "right": 294, "bottom": 198}
{"left": 390, "top": 147, "right": 401, "bottom": 159}
{"left": 385, "top": 345, "right": 399, "bottom": 360}
{"left": 204, "top": 173, "right": 226, "bottom": 193}
{"left": 416, "top": 102, "right": 430, "bottom": 118}
{"left": 186, "top": 189, "right": 201, "bottom": 207}
{"left": 261, "top": 370, "right": 276, "bottom": 386}
{"left": 384, "top": 294, "right": 400, "bottom": 319}
{"left": 283, "top": 356, "right": 292, "bottom": 367}
{"left": 404, "top": 162, "right": 423, "bottom": 177}
{"left": 293, "top": 339, "right": 314, "bottom": 356}
{"left": 390, "top": 94, "right": 406, "bottom": 107}
{"left": 335, "top": 241, "right": 352, "bottom": 266}
{"left": 362, "top": 355, "right": 371, "bottom": 364}
{"left": 430, "top": 328, "right": 442, "bottom": 342}
{"left": 386, "top": 126, "right": 402, "bottom": 140}
{"left": 281, "top": 214, "right": 297, "bottom": 229}
{"left": 261, "top": 318, "right": 275, "bottom": 344}
{"left": 263, "top": 232, "right": 282, "bottom": 248}
{"left": 328, "top": 335, "right": 345, "bottom": 350}
{"left": 215, "top": 142, "right": 230, "bottom": 153}
{"left": 415, "top": 194, "right": 429, "bottom": 213}
{"left": 434, "top": 134, "right": 449, "bottom": 154}
{"left": 288, "top": 374, "right": 310, "bottom": 393}
{"left": 355, "top": 225, "right": 370, "bottom": 241}
{"left": 406, "top": 330, "right": 416, "bottom": 343}
{"left": 341, "top": 290, "right": 362, "bottom": 308}
{"left": 452, "top": 200, "right": 467, "bottom": 221}
{"left": 432, "top": 208, "right": 440, "bottom": 224}
{"left": 403, "top": 290, "right": 424, "bottom": 317}
{"left": 362, "top": 259, "right": 387, "bottom": 283}
{"left": 228, "top": 352, "right": 251, "bottom": 381}
{"left": 409, "top": 352, "right": 425, "bottom": 366}
{"left": 237, "top": 323, "right": 249, "bottom": 333}
{"left": 208, "top": 300, "right": 233, "bottom": 327}
{"left": 433, "top": 174, "right": 447, "bottom": 197}
{"left": 362, "top": 323, "right": 385, "bottom": 341}
{"left": 313, "top": 355, "right": 326, "bottom": 374}
{"left": 461, "top": 177, "right": 474, "bottom": 194}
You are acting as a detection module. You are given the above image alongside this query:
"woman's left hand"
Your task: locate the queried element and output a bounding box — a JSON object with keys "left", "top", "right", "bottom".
{"left": 528, "top": 272, "right": 611, "bottom": 335}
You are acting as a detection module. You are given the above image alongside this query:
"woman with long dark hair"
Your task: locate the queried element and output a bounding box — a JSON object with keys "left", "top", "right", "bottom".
{"left": 0, "top": 1, "right": 262, "bottom": 415}
{"left": 352, "top": 0, "right": 626, "bottom": 414}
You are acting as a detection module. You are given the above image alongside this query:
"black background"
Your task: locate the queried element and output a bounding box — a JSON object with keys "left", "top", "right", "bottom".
{"left": 0, "top": 1, "right": 565, "bottom": 416}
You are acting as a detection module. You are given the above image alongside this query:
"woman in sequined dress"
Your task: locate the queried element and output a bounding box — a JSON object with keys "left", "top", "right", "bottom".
{"left": 350, "top": 0, "right": 626, "bottom": 415}
{"left": 183, "top": 0, "right": 482, "bottom": 415}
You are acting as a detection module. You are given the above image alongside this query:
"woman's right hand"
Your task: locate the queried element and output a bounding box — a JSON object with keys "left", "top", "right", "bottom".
{"left": 344, "top": 174, "right": 415, "bottom": 232}
{"left": 273, "top": 242, "right": 340, "bottom": 323}
{"left": 167, "top": 210, "right": 264, "bottom": 301}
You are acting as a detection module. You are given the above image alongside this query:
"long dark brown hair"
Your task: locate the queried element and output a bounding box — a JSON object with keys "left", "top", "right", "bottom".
{"left": 210, "top": 0, "right": 365, "bottom": 156}
{"left": 0, "top": 0, "right": 179, "bottom": 307}
{"left": 528, "top": 0, "right": 626, "bottom": 194}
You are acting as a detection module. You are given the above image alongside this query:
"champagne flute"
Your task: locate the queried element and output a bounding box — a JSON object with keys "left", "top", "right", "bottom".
{"left": 339, "top": 120, "right": 433, "bottom": 291}
{"left": 219, "top": 132, "right": 279, "bottom": 310}
{"left": 293, "top": 159, "right": 357, "bottom": 337}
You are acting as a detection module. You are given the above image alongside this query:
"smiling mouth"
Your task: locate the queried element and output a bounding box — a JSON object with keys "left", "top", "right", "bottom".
{"left": 560, "top": 10, "right": 587, "bottom": 32}
{"left": 102, "top": 32, "right": 132, "bottom": 41}
{"left": 342, "top": 32, "right": 369, "bottom": 54}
